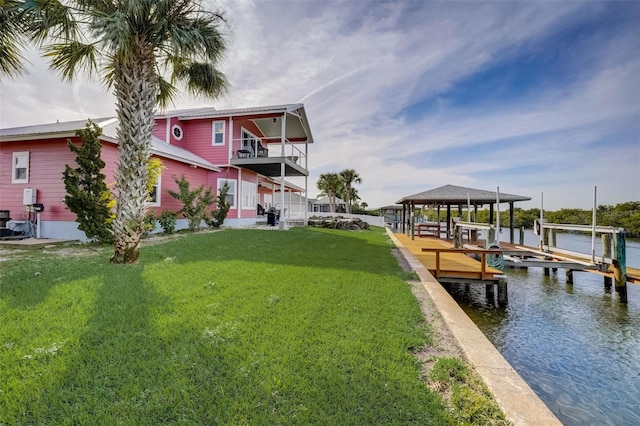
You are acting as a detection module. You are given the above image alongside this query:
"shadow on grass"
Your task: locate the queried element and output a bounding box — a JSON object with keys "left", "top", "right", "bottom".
{"left": 1, "top": 227, "right": 452, "bottom": 423}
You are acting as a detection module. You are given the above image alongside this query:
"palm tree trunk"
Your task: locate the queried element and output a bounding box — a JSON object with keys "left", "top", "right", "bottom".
{"left": 110, "top": 50, "right": 156, "bottom": 264}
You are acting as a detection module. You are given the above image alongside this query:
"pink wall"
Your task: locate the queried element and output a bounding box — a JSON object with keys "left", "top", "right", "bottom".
{"left": 147, "top": 156, "right": 211, "bottom": 216}
{"left": 0, "top": 138, "right": 120, "bottom": 221}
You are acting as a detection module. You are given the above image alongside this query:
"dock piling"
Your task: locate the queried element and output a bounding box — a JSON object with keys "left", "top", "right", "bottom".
{"left": 566, "top": 269, "right": 574, "bottom": 284}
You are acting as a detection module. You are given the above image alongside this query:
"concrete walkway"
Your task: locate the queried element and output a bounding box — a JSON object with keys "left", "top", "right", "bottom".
{"left": 387, "top": 228, "right": 561, "bottom": 426}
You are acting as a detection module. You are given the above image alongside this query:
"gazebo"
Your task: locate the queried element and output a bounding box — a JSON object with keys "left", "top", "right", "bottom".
{"left": 396, "top": 184, "right": 532, "bottom": 242}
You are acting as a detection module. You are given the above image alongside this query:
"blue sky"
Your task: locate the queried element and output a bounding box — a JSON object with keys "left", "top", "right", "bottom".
{"left": 1, "top": 0, "right": 638, "bottom": 210}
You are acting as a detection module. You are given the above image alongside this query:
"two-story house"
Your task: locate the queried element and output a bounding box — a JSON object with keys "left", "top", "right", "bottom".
{"left": 0, "top": 103, "right": 313, "bottom": 240}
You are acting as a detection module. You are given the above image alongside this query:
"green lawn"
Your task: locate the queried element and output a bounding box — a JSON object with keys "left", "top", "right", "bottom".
{"left": 0, "top": 227, "right": 506, "bottom": 424}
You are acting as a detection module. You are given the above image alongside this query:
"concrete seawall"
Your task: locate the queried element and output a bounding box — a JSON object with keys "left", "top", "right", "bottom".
{"left": 386, "top": 228, "right": 560, "bottom": 425}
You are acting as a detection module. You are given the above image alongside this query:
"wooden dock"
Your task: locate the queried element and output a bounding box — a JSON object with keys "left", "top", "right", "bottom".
{"left": 394, "top": 233, "right": 503, "bottom": 282}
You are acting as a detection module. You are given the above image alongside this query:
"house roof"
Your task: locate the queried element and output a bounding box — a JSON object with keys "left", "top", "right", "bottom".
{"left": 314, "top": 196, "right": 347, "bottom": 205}
{"left": 397, "top": 184, "right": 531, "bottom": 205}
{"left": 164, "top": 103, "right": 314, "bottom": 145}
{"left": 0, "top": 118, "right": 220, "bottom": 171}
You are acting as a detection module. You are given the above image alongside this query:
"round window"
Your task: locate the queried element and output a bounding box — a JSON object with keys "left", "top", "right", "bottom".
{"left": 172, "top": 124, "right": 183, "bottom": 140}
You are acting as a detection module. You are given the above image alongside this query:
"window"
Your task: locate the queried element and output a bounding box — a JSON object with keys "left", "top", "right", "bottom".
{"left": 12, "top": 152, "right": 29, "bottom": 184}
{"left": 212, "top": 121, "right": 225, "bottom": 145}
{"left": 218, "top": 179, "right": 236, "bottom": 208}
{"left": 147, "top": 174, "right": 161, "bottom": 206}
{"left": 172, "top": 124, "right": 183, "bottom": 140}
{"left": 241, "top": 181, "right": 257, "bottom": 209}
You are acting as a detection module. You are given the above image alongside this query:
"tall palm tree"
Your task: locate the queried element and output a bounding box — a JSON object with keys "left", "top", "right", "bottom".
{"left": 21, "top": 0, "right": 229, "bottom": 263}
{"left": 339, "top": 169, "right": 362, "bottom": 214}
{"left": 317, "top": 173, "right": 343, "bottom": 213}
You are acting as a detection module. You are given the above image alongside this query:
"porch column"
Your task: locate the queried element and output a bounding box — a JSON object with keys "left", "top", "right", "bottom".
{"left": 304, "top": 140, "right": 308, "bottom": 225}
{"left": 279, "top": 112, "right": 286, "bottom": 230}
{"left": 238, "top": 168, "right": 242, "bottom": 219}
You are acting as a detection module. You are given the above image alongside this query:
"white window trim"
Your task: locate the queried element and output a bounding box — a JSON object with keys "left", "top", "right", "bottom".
{"left": 218, "top": 178, "right": 237, "bottom": 209}
{"left": 12, "top": 151, "right": 29, "bottom": 184}
{"left": 171, "top": 124, "right": 184, "bottom": 141}
{"left": 241, "top": 181, "right": 257, "bottom": 209}
{"left": 146, "top": 174, "right": 161, "bottom": 207}
{"left": 212, "top": 120, "right": 226, "bottom": 146}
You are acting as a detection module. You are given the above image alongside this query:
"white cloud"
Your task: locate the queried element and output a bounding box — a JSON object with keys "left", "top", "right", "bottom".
{"left": 1, "top": 1, "right": 638, "bottom": 210}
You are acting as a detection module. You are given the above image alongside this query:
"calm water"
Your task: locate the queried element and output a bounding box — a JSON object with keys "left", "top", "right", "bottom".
{"left": 444, "top": 230, "right": 640, "bottom": 425}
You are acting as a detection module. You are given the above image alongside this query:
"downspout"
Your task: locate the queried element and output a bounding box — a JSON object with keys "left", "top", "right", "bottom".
{"left": 228, "top": 117, "right": 234, "bottom": 164}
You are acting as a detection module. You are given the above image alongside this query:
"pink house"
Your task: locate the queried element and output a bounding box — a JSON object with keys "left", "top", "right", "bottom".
{"left": 0, "top": 104, "right": 314, "bottom": 240}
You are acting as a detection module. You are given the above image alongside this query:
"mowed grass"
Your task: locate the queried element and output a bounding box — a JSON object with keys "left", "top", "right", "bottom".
{"left": 1, "top": 227, "right": 481, "bottom": 424}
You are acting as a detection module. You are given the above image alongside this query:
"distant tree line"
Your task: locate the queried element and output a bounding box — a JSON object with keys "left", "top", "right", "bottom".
{"left": 472, "top": 202, "right": 640, "bottom": 236}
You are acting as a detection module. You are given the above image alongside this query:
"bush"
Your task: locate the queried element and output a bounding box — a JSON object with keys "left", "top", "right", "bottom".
{"left": 142, "top": 212, "right": 157, "bottom": 238}
{"left": 158, "top": 210, "right": 178, "bottom": 234}
{"left": 208, "top": 182, "right": 231, "bottom": 228}
{"left": 168, "top": 175, "right": 214, "bottom": 232}
{"left": 62, "top": 121, "right": 113, "bottom": 243}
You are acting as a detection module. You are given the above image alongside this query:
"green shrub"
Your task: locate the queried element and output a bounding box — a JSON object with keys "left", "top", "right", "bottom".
{"left": 158, "top": 210, "right": 178, "bottom": 234}
{"left": 208, "top": 181, "right": 231, "bottom": 228}
{"left": 142, "top": 212, "right": 157, "bottom": 238}
{"left": 168, "top": 175, "right": 214, "bottom": 232}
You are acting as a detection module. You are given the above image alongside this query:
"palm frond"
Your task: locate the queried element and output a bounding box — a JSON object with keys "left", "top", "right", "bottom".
{"left": 156, "top": 75, "right": 178, "bottom": 109}
{"left": 44, "top": 41, "right": 97, "bottom": 80}
{"left": 0, "top": 2, "right": 28, "bottom": 77}
{"left": 174, "top": 61, "right": 228, "bottom": 99}
{"left": 21, "top": 0, "right": 80, "bottom": 43}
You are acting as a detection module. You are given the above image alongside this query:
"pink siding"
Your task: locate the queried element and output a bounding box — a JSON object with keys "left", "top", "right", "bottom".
{"left": 152, "top": 118, "right": 168, "bottom": 141}
{"left": 181, "top": 118, "right": 229, "bottom": 165}
{"left": 0, "top": 138, "right": 117, "bottom": 221}
{"left": 147, "top": 157, "right": 212, "bottom": 216}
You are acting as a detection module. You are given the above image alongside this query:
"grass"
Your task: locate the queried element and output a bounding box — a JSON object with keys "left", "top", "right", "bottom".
{"left": 0, "top": 227, "right": 506, "bottom": 424}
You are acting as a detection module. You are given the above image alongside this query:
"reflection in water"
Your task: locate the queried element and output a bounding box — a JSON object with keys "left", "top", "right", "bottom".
{"left": 446, "top": 232, "right": 640, "bottom": 426}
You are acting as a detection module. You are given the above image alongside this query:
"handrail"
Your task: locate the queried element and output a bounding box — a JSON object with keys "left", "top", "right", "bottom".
{"left": 421, "top": 247, "right": 502, "bottom": 280}
{"left": 541, "top": 223, "right": 623, "bottom": 234}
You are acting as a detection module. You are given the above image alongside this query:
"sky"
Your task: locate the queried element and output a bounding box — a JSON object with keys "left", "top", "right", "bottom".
{"left": 1, "top": 0, "right": 639, "bottom": 210}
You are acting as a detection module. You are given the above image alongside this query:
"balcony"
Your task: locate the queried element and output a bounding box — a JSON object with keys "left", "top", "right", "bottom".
{"left": 230, "top": 139, "right": 308, "bottom": 177}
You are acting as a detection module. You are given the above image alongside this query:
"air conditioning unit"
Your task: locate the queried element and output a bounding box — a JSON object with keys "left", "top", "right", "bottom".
{"left": 23, "top": 188, "right": 37, "bottom": 205}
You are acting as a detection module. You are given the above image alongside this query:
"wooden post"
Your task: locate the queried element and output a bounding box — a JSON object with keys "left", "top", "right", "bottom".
{"left": 509, "top": 202, "right": 515, "bottom": 244}
{"left": 489, "top": 204, "right": 494, "bottom": 227}
{"left": 487, "top": 227, "right": 496, "bottom": 246}
{"left": 566, "top": 269, "right": 574, "bottom": 284}
{"left": 519, "top": 226, "right": 524, "bottom": 245}
{"left": 486, "top": 283, "right": 495, "bottom": 304}
{"left": 411, "top": 202, "right": 415, "bottom": 240}
{"left": 446, "top": 205, "right": 451, "bottom": 239}
{"left": 497, "top": 280, "right": 507, "bottom": 305}
{"left": 602, "top": 234, "right": 611, "bottom": 261}
{"left": 613, "top": 232, "right": 627, "bottom": 303}
{"left": 544, "top": 267, "right": 550, "bottom": 276}
{"left": 604, "top": 276, "right": 612, "bottom": 289}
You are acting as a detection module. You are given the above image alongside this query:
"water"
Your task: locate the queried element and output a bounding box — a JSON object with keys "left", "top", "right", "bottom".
{"left": 444, "top": 230, "right": 640, "bottom": 425}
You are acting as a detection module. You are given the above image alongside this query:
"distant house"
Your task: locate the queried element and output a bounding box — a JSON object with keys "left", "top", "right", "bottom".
{"left": 311, "top": 196, "right": 347, "bottom": 213}
{"left": 0, "top": 104, "right": 314, "bottom": 240}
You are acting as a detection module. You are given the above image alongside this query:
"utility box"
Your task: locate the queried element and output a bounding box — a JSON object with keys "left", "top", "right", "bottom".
{"left": 23, "top": 188, "right": 37, "bottom": 205}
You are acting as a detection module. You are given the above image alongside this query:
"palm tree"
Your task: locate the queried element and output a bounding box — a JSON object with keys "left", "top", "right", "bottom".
{"left": 317, "top": 173, "right": 343, "bottom": 213}
{"left": 339, "top": 169, "right": 362, "bottom": 214}
{"left": 21, "top": 0, "right": 229, "bottom": 263}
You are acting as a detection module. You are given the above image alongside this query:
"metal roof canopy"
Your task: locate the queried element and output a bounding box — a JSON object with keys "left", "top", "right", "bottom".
{"left": 397, "top": 184, "right": 531, "bottom": 206}
{"left": 396, "top": 184, "right": 532, "bottom": 242}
